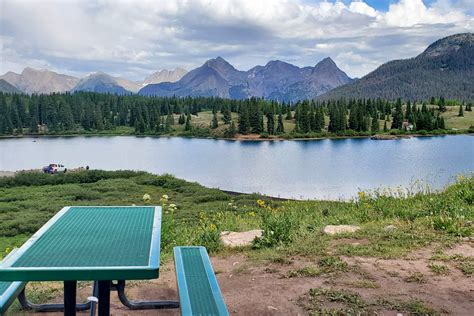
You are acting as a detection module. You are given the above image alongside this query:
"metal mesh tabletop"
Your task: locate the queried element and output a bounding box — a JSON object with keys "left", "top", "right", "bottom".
{"left": 0, "top": 206, "right": 162, "bottom": 281}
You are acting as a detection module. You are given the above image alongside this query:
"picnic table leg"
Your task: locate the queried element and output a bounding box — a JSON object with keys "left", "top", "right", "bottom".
{"left": 115, "top": 280, "right": 180, "bottom": 310}
{"left": 98, "top": 280, "right": 111, "bottom": 316}
{"left": 64, "top": 281, "right": 77, "bottom": 316}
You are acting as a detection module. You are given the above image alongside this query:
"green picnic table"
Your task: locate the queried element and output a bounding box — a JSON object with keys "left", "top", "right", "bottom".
{"left": 0, "top": 206, "right": 177, "bottom": 316}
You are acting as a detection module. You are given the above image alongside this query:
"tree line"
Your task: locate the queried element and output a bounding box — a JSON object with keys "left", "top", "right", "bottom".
{"left": 0, "top": 92, "right": 471, "bottom": 136}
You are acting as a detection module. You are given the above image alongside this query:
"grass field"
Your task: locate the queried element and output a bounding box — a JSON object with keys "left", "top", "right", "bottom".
{"left": 1, "top": 170, "right": 472, "bottom": 260}
{"left": 170, "top": 105, "right": 474, "bottom": 138}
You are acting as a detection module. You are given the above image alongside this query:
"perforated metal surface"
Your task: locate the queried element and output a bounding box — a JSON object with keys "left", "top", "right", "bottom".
{"left": 0, "top": 206, "right": 161, "bottom": 281}
{"left": 13, "top": 207, "right": 154, "bottom": 268}
{"left": 0, "top": 282, "right": 9, "bottom": 295}
{"left": 181, "top": 248, "right": 220, "bottom": 315}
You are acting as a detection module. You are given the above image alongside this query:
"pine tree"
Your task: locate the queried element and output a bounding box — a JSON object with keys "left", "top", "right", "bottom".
{"left": 383, "top": 120, "right": 388, "bottom": 132}
{"left": 224, "top": 120, "right": 236, "bottom": 138}
{"left": 438, "top": 96, "right": 446, "bottom": 112}
{"left": 276, "top": 113, "right": 284, "bottom": 134}
{"left": 178, "top": 114, "right": 185, "bottom": 124}
{"left": 285, "top": 107, "right": 292, "bottom": 120}
{"left": 266, "top": 112, "right": 275, "bottom": 135}
{"left": 184, "top": 113, "right": 192, "bottom": 131}
{"left": 222, "top": 105, "right": 231, "bottom": 124}
{"left": 371, "top": 116, "right": 379, "bottom": 132}
{"left": 211, "top": 112, "right": 218, "bottom": 129}
{"left": 165, "top": 113, "right": 174, "bottom": 132}
{"left": 458, "top": 104, "right": 464, "bottom": 117}
{"left": 238, "top": 104, "right": 250, "bottom": 134}
{"left": 391, "top": 98, "right": 404, "bottom": 130}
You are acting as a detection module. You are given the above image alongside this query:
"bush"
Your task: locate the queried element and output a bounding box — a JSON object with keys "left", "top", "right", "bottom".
{"left": 0, "top": 170, "right": 146, "bottom": 188}
{"left": 253, "top": 209, "right": 296, "bottom": 248}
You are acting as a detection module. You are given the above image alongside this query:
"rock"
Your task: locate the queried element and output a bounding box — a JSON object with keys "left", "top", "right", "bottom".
{"left": 323, "top": 225, "right": 360, "bottom": 235}
{"left": 220, "top": 230, "right": 263, "bottom": 247}
{"left": 384, "top": 225, "right": 397, "bottom": 232}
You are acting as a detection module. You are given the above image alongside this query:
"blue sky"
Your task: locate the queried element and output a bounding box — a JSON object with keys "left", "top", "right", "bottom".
{"left": 1, "top": 0, "right": 473, "bottom": 80}
{"left": 339, "top": 0, "right": 432, "bottom": 10}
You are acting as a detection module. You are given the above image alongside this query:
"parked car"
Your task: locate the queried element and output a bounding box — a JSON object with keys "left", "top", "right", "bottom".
{"left": 42, "top": 164, "right": 67, "bottom": 174}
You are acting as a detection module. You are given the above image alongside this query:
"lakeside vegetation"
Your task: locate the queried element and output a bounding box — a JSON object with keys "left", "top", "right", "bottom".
{"left": 1, "top": 170, "right": 472, "bottom": 261}
{"left": 1, "top": 170, "right": 472, "bottom": 314}
{"left": 0, "top": 92, "right": 473, "bottom": 140}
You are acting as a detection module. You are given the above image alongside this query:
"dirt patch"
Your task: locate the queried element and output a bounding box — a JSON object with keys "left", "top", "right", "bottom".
{"left": 445, "top": 242, "right": 474, "bottom": 257}
{"left": 331, "top": 238, "right": 370, "bottom": 247}
{"left": 30, "top": 243, "right": 474, "bottom": 315}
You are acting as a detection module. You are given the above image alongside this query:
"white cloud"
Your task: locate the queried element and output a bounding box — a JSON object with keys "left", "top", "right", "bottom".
{"left": 0, "top": 0, "right": 473, "bottom": 79}
{"left": 384, "top": 0, "right": 468, "bottom": 27}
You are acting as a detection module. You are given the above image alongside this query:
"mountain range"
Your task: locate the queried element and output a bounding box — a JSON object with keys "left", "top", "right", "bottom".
{"left": 0, "top": 68, "right": 188, "bottom": 95}
{"left": 320, "top": 33, "right": 474, "bottom": 101}
{"left": 1, "top": 33, "right": 472, "bottom": 101}
{"left": 138, "top": 57, "right": 352, "bottom": 102}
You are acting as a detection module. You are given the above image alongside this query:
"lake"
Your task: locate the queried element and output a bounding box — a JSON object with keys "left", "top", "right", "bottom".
{"left": 0, "top": 135, "right": 473, "bottom": 200}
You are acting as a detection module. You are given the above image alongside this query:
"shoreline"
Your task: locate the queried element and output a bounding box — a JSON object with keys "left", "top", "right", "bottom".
{"left": 0, "top": 130, "right": 471, "bottom": 142}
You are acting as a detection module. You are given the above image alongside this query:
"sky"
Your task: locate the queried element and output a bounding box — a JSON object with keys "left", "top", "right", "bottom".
{"left": 1, "top": 0, "right": 473, "bottom": 81}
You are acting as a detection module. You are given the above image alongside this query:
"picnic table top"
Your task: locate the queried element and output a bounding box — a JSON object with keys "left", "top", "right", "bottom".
{"left": 0, "top": 206, "right": 162, "bottom": 281}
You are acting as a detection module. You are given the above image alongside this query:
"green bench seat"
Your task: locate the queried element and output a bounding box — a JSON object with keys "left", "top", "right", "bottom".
{"left": 0, "top": 281, "right": 26, "bottom": 315}
{"left": 174, "top": 246, "right": 229, "bottom": 316}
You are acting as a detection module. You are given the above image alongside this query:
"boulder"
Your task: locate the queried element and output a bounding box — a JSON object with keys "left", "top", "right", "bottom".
{"left": 323, "top": 225, "right": 360, "bottom": 235}
{"left": 220, "top": 230, "right": 263, "bottom": 247}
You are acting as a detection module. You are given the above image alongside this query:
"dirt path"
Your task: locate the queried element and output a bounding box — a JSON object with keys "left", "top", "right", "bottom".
{"left": 18, "top": 242, "right": 474, "bottom": 315}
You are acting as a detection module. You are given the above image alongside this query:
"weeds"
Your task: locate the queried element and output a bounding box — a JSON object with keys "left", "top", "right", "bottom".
{"left": 404, "top": 272, "right": 426, "bottom": 284}
{"left": 287, "top": 266, "right": 322, "bottom": 278}
{"left": 428, "top": 263, "right": 450, "bottom": 275}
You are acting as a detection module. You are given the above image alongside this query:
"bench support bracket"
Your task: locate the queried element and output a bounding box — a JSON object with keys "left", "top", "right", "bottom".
{"left": 114, "top": 280, "right": 180, "bottom": 310}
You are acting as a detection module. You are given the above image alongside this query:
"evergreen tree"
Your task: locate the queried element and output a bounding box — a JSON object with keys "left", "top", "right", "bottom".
{"left": 285, "top": 107, "right": 292, "bottom": 120}
{"left": 383, "top": 120, "right": 388, "bottom": 132}
{"left": 438, "top": 96, "right": 446, "bottom": 112}
{"left": 178, "top": 114, "right": 185, "bottom": 124}
{"left": 391, "top": 98, "right": 404, "bottom": 130}
{"left": 266, "top": 112, "right": 275, "bottom": 135}
{"left": 211, "top": 112, "right": 218, "bottom": 129}
{"left": 458, "top": 104, "right": 464, "bottom": 117}
{"left": 371, "top": 116, "right": 379, "bottom": 132}
{"left": 184, "top": 113, "right": 192, "bottom": 131}
{"left": 222, "top": 104, "right": 231, "bottom": 124}
{"left": 276, "top": 113, "right": 284, "bottom": 134}
{"left": 224, "top": 120, "right": 237, "bottom": 138}
{"left": 238, "top": 104, "right": 250, "bottom": 134}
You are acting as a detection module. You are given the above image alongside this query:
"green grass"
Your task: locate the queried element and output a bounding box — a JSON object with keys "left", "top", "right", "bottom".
{"left": 428, "top": 263, "right": 450, "bottom": 275}
{"left": 301, "top": 288, "right": 439, "bottom": 315}
{"left": 287, "top": 266, "right": 322, "bottom": 278}
{"left": 0, "top": 171, "right": 472, "bottom": 265}
{"left": 1, "top": 170, "right": 472, "bottom": 314}
{"left": 442, "top": 106, "right": 474, "bottom": 130}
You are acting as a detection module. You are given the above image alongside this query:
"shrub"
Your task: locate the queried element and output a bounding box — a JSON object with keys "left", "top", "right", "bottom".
{"left": 253, "top": 208, "right": 296, "bottom": 248}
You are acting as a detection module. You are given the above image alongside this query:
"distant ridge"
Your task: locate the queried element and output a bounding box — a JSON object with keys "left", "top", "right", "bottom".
{"left": 138, "top": 57, "right": 352, "bottom": 102}
{"left": 0, "top": 68, "right": 79, "bottom": 94}
{"left": 319, "top": 33, "right": 474, "bottom": 101}
{"left": 0, "top": 79, "right": 22, "bottom": 93}
{"left": 71, "top": 72, "right": 131, "bottom": 95}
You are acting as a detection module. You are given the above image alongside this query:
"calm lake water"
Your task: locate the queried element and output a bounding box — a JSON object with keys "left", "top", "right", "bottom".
{"left": 0, "top": 135, "right": 473, "bottom": 200}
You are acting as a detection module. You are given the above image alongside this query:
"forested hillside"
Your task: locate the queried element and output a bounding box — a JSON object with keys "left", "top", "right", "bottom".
{"left": 320, "top": 33, "right": 474, "bottom": 101}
